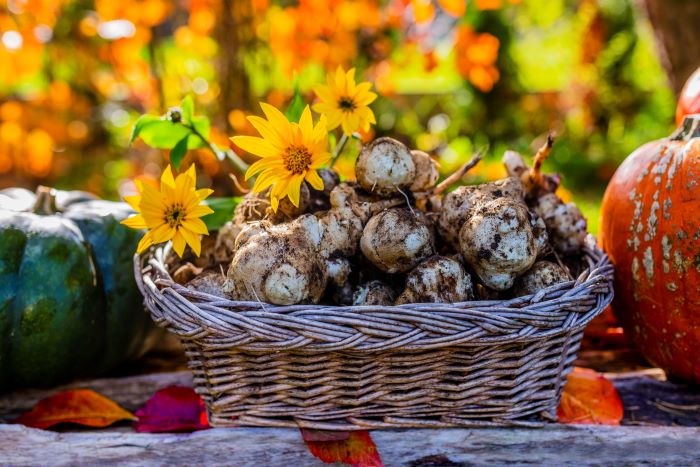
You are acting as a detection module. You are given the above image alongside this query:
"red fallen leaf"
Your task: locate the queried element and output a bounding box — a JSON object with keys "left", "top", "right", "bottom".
{"left": 301, "top": 428, "right": 383, "bottom": 467}
{"left": 134, "top": 385, "right": 210, "bottom": 433}
{"left": 557, "top": 367, "right": 624, "bottom": 425}
{"left": 15, "top": 389, "right": 136, "bottom": 429}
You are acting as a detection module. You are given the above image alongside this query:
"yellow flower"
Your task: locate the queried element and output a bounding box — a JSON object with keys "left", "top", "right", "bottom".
{"left": 231, "top": 103, "right": 330, "bottom": 212}
{"left": 313, "top": 67, "right": 377, "bottom": 135}
{"left": 121, "top": 165, "right": 214, "bottom": 257}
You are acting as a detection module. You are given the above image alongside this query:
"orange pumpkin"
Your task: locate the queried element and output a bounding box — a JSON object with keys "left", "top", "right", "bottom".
{"left": 600, "top": 115, "right": 700, "bottom": 383}
{"left": 676, "top": 67, "right": 700, "bottom": 126}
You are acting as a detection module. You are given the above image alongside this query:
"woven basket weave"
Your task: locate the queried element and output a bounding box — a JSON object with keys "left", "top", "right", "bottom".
{"left": 135, "top": 237, "right": 613, "bottom": 430}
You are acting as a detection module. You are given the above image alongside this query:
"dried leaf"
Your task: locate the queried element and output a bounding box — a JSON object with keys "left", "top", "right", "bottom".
{"left": 15, "top": 389, "right": 136, "bottom": 429}
{"left": 557, "top": 367, "right": 623, "bottom": 425}
{"left": 301, "top": 429, "right": 383, "bottom": 467}
{"left": 134, "top": 386, "right": 210, "bottom": 433}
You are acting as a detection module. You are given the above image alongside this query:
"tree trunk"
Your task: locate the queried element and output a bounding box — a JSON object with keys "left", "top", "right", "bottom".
{"left": 216, "top": 0, "right": 254, "bottom": 128}
{"left": 643, "top": 0, "right": 700, "bottom": 95}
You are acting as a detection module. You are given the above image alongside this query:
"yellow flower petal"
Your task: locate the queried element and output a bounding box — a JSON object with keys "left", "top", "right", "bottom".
{"left": 346, "top": 68, "right": 356, "bottom": 94}
{"left": 310, "top": 152, "right": 331, "bottom": 169}
{"left": 141, "top": 183, "right": 168, "bottom": 210}
{"left": 124, "top": 195, "right": 141, "bottom": 211}
{"left": 365, "top": 108, "right": 377, "bottom": 124}
{"left": 161, "top": 165, "right": 176, "bottom": 189}
{"left": 298, "top": 106, "right": 313, "bottom": 146}
{"left": 251, "top": 170, "right": 278, "bottom": 193}
{"left": 185, "top": 164, "right": 196, "bottom": 182}
{"left": 305, "top": 170, "right": 324, "bottom": 191}
{"left": 121, "top": 214, "right": 148, "bottom": 229}
{"left": 245, "top": 157, "right": 286, "bottom": 180}
{"left": 356, "top": 90, "right": 377, "bottom": 107}
{"left": 150, "top": 223, "right": 175, "bottom": 244}
{"left": 182, "top": 217, "right": 209, "bottom": 235}
{"left": 136, "top": 232, "right": 154, "bottom": 254}
{"left": 341, "top": 118, "right": 354, "bottom": 136}
{"left": 312, "top": 114, "right": 328, "bottom": 143}
{"left": 313, "top": 85, "right": 335, "bottom": 105}
{"left": 172, "top": 230, "right": 186, "bottom": 257}
{"left": 335, "top": 66, "right": 346, "bottom": 91}
{"left": 188, "top": 204, "right": 215, "bottom": 218}
{"left": 286, "top": 173, "right": 304, "bottom": 207}
{"left": 175, "top": 167, "right": 195, "bottom": 204}
{"left": 321, "top": 110, "right": 342, "bottom": 131}
{"left": 234, "top": 136, "right": 280, "bottom": 159}
{"left": 141, "top": 204, "right": 166, "bottom": 221}
{"left": 260, "top": 102, "right": 293, "bottom": 142}
{"left": 271, "top": 175, "right": 291, "bottom": 203}
{"left": 354, "top": 81, "right": 373, "bottom": 97}
{"left": 179, "top": 227, "right": 201, "bottom": 256}
{"left": 246, "top": 116, "right": 285, "bottom": 149}
{"left": 195, "top": 188, "right": 214, "bottom": 200}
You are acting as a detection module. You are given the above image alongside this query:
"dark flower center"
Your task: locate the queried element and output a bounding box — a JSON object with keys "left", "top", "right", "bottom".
{"left": 285, "top": 145, "right": 312, "bottom": 174}
{"left": 165, "top": 204, "right": 186, "bottom": 227}
{"left": 338, "top": 97, "right": 357, "bottom": 113}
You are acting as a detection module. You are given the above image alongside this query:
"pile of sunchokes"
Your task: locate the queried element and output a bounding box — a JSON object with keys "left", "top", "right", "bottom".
{"left": 173, "top": 135, "right": 587, "bottom": 306}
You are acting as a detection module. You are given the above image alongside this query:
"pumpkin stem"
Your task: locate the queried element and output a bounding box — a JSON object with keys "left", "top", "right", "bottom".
{"left": 671, "top": 115, "right": 700, "bottom": 141}
{"left": 32, "top": 185, "right": 59, "bottom": 215}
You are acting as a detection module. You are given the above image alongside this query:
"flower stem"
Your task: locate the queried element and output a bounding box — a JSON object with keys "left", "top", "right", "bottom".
{"left": 184, "top": 123, "right": 249, "bottom": 174}
{"left": 329, "top": 133, "right": 349, "bottom": 168}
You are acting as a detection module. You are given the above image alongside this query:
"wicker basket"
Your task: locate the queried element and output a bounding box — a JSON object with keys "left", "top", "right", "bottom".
{"left": 135, "top": 237, "right": 613, "bottom": 430}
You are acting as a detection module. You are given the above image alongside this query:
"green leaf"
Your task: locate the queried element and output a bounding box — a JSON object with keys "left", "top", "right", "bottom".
{"left": 181, "top": 95, "right": 194, "bottom": 123}
{"left": 187, "top": 115, "right": 210, "bottom": 149}
{"left": 285, "top": 79, "right": 306, "bottom": 123}
{"left": 132, "top": 99, "right": 209, "bottom": 151}
{"left": 169, "top": 136, "right": 189, "bottom": 170}
{"left": 201, "top": 197, "right": 240, "bottom": 231}
{"left": 135, "top": 119, "right": 193, "bottom": 149}
{"left": 130, "top": 115, "right": 161, "bottom": 144}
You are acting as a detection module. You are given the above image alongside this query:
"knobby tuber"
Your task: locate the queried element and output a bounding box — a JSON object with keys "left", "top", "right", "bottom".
{"left": 317, "top": 207, "right": 364, "bottom": 258}
{"left": 532, "top": 193, "right": 587, "bottom": 256}
{"left": 360, "top": 208, "right": 435, "bottom": 273}
{"left": 409, "top": 150, "right": 440, "bottom": 192}
{"left": 355, "top": 137, "right": 415, "bottom": 197}
{"left": 353, "top": 280, "right": 397, "bottom": 306}
{"left": 513, "top": 260, "right": 570, "bottom": 297}
{"left": 459, "top": 197, "right": 544, "bottom": 290}
{"left": 224, "top": 215, "right": 327, "bottom": 305}
{"left": 437, "top": 177, "right": 524, "bottom": 249}
{"left": 396, "top": 256, "right": 473, "bottom": 304}
{"left": 186, "top": 270, "right": 228, "bottom": 297}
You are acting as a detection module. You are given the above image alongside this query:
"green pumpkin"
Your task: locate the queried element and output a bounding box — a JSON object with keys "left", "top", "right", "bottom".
{"left": 0, "top": 187, "right": 158, "bottom": 391}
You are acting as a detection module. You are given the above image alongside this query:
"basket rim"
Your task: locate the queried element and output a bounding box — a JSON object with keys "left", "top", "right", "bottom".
{"left": 134, "top": 235, "right": 614, "bottom": 351}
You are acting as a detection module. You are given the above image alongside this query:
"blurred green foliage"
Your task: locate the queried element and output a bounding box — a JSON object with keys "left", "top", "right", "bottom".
{"left": 0, "top": 0, "right": 678, "bottom": 233}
